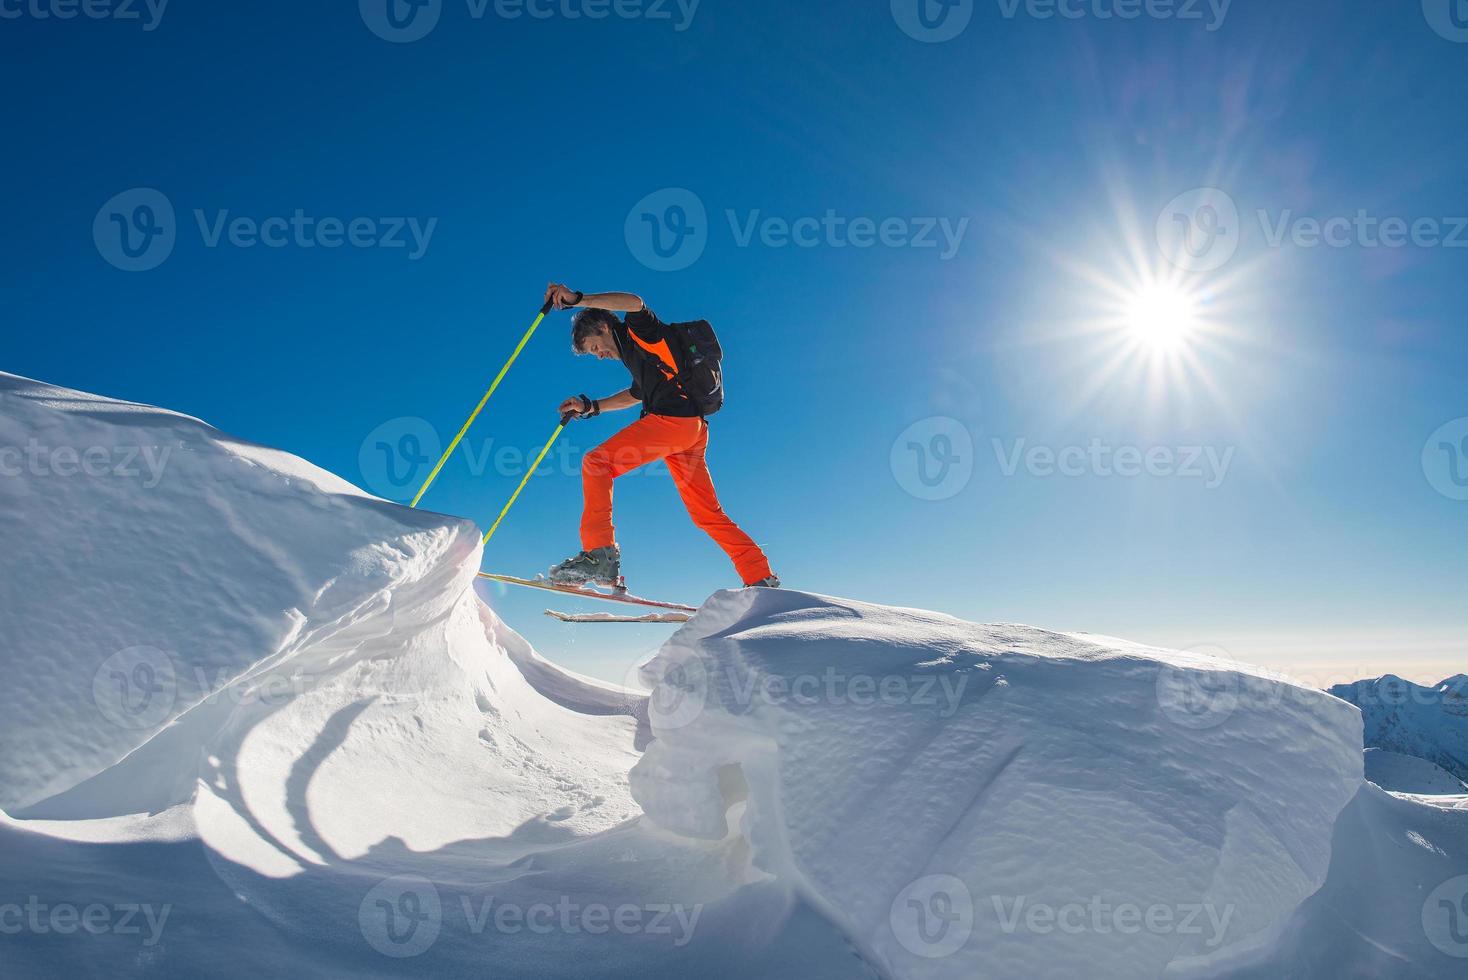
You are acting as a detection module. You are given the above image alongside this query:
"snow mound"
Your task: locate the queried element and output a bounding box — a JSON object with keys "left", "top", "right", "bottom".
{"left": 1330, "top": 674, "right": 1468, "bottom": 783}
{"left": 1363, "top": 748, "right": 1468, "bottom": 796}
{"left": 631, "top": 588, "right": 1365, "bottom": 980}
{"left": 0, "top": 372, "right": 641, "bottom": 857}
{"left": 1212, "top": 782, "right": 1468, "bottom": 980}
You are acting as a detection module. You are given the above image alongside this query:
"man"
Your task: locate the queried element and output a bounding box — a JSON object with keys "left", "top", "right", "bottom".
{"left": 543, "top": 283, "right": 779, "bottom": 591}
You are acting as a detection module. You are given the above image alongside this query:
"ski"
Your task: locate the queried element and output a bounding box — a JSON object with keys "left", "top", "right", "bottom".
{"left": 543, "top": 609, "right": 692, "bottom": 625}
{"left": 476, "top": 572, "right": 698, "bottom": 613}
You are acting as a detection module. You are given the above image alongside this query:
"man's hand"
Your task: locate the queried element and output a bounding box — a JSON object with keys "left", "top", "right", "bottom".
{"left": 545, "top": 285, "right": 645, "bottom": 314}
{"left": 559, "top": 395, "right": 593, "bottom": 418}
{"left": 545, "top": 283, "right": 583, "bottom": 311}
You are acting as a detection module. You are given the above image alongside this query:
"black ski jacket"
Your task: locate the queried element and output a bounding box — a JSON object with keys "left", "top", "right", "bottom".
{"left": 614, "top": 308, "right": 701, "bottom": 418}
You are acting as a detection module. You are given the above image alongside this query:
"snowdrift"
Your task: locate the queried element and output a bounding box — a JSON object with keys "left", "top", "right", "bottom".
{"left": 631, "top": 589, "right": 1366, "bottom": 979}
{"left": 1364, "top": 749, "right": 1468, "bottom": 795}
{"left": 0, "top": 372, "right": 641, "bottom": 848}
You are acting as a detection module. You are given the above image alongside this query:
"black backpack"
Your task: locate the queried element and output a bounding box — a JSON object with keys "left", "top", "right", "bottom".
{"left": 664, "top": 319, "right": 724, "bottom": 416}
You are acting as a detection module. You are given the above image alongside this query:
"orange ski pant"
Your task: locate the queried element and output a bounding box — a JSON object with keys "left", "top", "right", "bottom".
{"left": 580, "top": 414, "right": 773, "bottom": 586}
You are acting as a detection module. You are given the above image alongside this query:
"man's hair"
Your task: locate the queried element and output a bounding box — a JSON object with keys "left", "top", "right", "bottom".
{"left": 571, "top": 308, "right": 620, "bottom": 353}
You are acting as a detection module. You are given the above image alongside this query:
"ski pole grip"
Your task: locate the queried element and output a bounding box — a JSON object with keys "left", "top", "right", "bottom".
{"left": 559, "top": 411, "right": 575, "bottom": 427}
{"left": 540, "top": 299, "right": 555, "bottom": 315}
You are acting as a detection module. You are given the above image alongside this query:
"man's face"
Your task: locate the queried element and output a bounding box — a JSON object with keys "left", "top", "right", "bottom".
{"left": 579, "top": 326, "right": 619, "bottom": 361}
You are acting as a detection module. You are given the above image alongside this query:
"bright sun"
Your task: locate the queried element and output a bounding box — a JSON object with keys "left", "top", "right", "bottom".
{"left": 1123, "top": 285, "right": 1200, "bottom": 353}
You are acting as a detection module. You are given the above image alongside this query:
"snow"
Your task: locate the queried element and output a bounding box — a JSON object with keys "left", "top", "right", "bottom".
{"left": 1330, "top": 674, "right": 1468, "bottom": 784}
{"left": 2, "top": 371, "right": 1466, "bottom": 979}
{"left": 630, "top": 589, "right": 1366, "bottom": 979}
{"left": 1365, "top": 749, "right": 1468, "bottom": 796}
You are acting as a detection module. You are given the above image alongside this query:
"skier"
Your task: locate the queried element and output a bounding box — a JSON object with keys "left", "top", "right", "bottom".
{"left": 543, "top": 283, "right": 780, "bottom": 591}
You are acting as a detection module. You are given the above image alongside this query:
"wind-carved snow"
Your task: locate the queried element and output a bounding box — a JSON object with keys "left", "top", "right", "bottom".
{"left": 631, "top": 589, "right": 1366, "bottom": 980}
{"left": 0, "top": 372, "right": 641, "bottom": 858}
{"left": 4, "top": 371, "right": 1467, "bottom": 979}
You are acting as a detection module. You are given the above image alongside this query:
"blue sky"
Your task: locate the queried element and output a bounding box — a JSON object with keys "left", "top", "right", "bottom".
{"left": 3, "top": 0, "right": 1465, "bottom": 686}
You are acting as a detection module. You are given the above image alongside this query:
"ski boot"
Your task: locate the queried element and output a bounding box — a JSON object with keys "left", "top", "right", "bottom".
{"left": 745, "top": 574, "right": 781, "bottom": 589}
{"left": 548, "top": 545, "right": 624, "bottom": 590}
